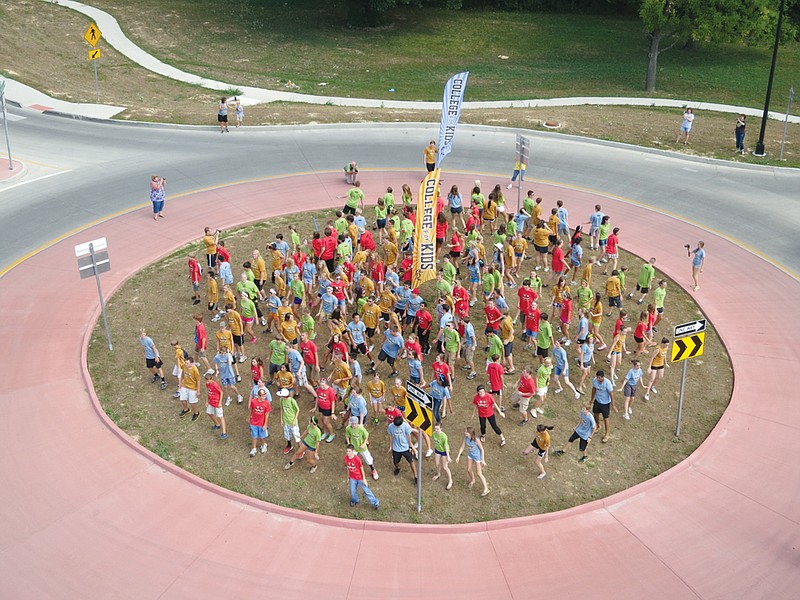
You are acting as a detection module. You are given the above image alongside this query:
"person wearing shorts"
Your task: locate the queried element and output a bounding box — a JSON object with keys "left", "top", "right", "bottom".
{"left": 431, "top": 423, "right": 453, "bottom": 490}
{"left": 591, "top": 370, "right": 615, "bottom": 443}
{"left": 315, "top": 378, "right": 338, "bottom": 443}
{"left": 178, "top": 356, "right": 201, "bottom": 420}
{"left": 530, "top": 357, "right": 552, "bottom": 418}
{"left": 140, "top": 329, "right": 167, "bottom": 389}
{"left": 622, "top": 359, "right": 643, "bottom": 420}
{"left": 554, "top": 406, "right": 596, "bottom": 462}
{"left": 277, "top": 387, "right": 301, "bottom": 455}
{"left": 248, "top": 387, "right": 271, "bottom": 457}
{"left": 217, "top": 98, "right": 229, "bottom": 133}
{"left": 285, "top": 416, "right": 323, "bottom": 473}
{"left": 388, "top": 415, "right": 417, "bottom": 481}
{"left": 345, "top": 416, "right": 379, "bottom": 480}
{"left": 512, "top": 368, "right": 536, "bottom": 426}
{"left": 536, "top": 313, "right": 553, "bottom": 362}
{"left": 523, "top": 424, "right": 553, "bottom": 479}
{"left": 204, "top": 372, "right": 227, "bottom": 439}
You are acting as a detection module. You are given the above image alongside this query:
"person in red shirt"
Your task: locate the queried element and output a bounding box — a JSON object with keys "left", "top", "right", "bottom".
{"left": 550, "top": 239, "right": 566, "bottom": 285}
{"left": 511, "top": 368, "right": 537, "bottom": 426}
{"left": 606, "top": 310, "right": 627, "bottom": 362}
{"left": 188, "top": 253, "right": 202, "bottom": 305}
{"left": 452, "top": 280, "right": 470, "bottom": 321}
{"left": 216, "top": 240, "right": 230, "bottom": 266}
{"left": 320, "top": 228, "right": 338, "bottom": 273}
{"left": 384, "top": 404, "right": 404, "bottom": 423}
{"left": 432, "top": 354, "right": 452, "bottom": 388}
{"left": 360, "top": 229, "right": 377, "bottom": 253}
{"left": 516, "top": 279, "right": 539, "bottom": 325}
{"left": 604, "top": 227, "right": 620, "bottom": 274}
{"left": 403, "top": 333, "right": 422, "bottom": 359}
{"left": 344, "top": 445, "right": 380, "bottom": 508}
{"left": 559, "top": 292, "right": 573, "bottom": 344}
{"left": 370, "top": 253, "right": 386, "bottom": 293}
{"left": 194, "top": 313, "right": 212, "bottom": 373}
{"left": 415, "top": 302, "right": 433, "bottom": 355}
{"left": 204, "top": 372, "right": 227, "bottom": 438}
{"left": 448, "top": 229, "right": 464, "bottom": 259}
{"left": 486, "top": 354, "right": 505, "bottom": 410}
{"left": 523, "top": 302, "right": 541, "bottom": 349}
{"left": 484, "top": 299, "right": 502, "bottom": 333}
{"left": 299, "top": 332, "right": 320, "bottom": 387}
{"left": 633, "top": 311, "right": 653, "bottom": 357}
{"left": 292, "top": 249, "right": 307, "bottom": 272}
{"left": 400, "top": 255, "right": 413, "bottom": 285}
{"left": 248, "top": 387, "right": 272, "bottom": 457}
{"left": 435, "top": 211, "right": 448, "bottom": 258}
{"left": 315, "top": 378, "right": 338, "bottom": 443}
{"left": 471, "top": 385, "right": 506, "bottom": 446}
{"left": 311, "top": 232, "right": 324, "bottom": 262}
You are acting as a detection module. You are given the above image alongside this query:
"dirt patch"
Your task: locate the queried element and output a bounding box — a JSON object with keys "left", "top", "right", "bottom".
{"left": 88, "top": 207, "right": 731, "bottom": 524}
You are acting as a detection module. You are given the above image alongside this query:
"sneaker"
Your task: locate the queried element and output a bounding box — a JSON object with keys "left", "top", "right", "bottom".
{"left": 537, "top": 407, "right": 545, "bottom": 415}
{"left": 179, "top": 409, "right": 190, "bottom": 417}
{"left": 373, "top": 417, "right": 380, "bottom": 425}
{"left": 191, "top": 412, "right": 199, "bottom": 421}
{"left": 481, "top": 489, "right": 491, "bottom": 497}
{"left": 555, "top": 388, "right": 563, "bottom": 395}
{"left": 320, "top": 433, "right": 329, "bottom": 443}
{"left": 220, "top": 433, "right": 228, "bottom": 439}
{"left": 553, "top": 449, "right": 565, "bottom": 456}
{"left": 537, "top": 473, "right": 547, "bottom": 480}
{"left": 152, "top": 374, "right": 159, "bottom": 383}
{"left": 564, "top": 340, "right": 571, "bottom": 347}
{"left": 372, "top": 470, "right": 379, "bottom": 480}
{"left": 225, "top": 397, "right": 232, "bottom": 406}
{"left": 467, "top": 371, "right": 478, "bottom": 381}
{"left": 238, "top": 356, "right": 246, "bottom": 363}
{"left": 236, "top": 374, "right": 242, "bottom": 382}
{"left": 250, "top": 337, "right": 257, "bottom": 344}
{"left": 373, "top": 503, "right": 380, "bottom": 510}
{"left": 512, "top": 402, "right": 520, "bottom": 409}
{"left": 283, "top": 446, "right": 292, "bottom": 455}
{"left": 652, "top": 387, "right": 658, "bottom": 395}
{"left": 172, "top": 391, "right": 181, "bottom": 399}
{"left": 461, "top": 365, "right": 471, "bottom": 371}
{"left": 368, "top": 344, "right": 375, "bottom": 353}
{"left": 518, "top": 419, "right": 528, "bottom": 426}
{"left": 574, "top": 392, "right": 581, "bottom": 400}
{"left": 350, "top": 501, "right": 358, "bottom": 507}
{"left": 628, "top": 407, "right": 633, "bottom": 415}
{"left": 644, "top": 393, "right": 650, "bottom": 401}
{"left": 393, "top": 467, "right": 400, "bottom": 477}
{"left": 602, "top": 436, "right": 609, "bottom": 443}
{"left": 425, "top": 448, "right": 434, "bottom": 458}
{"left": 325, "top": 433, "right": 336, "bottom": 443}
{"left": 506, "top": 183, "right": 513, "bottom": 189}
{"left": 160, "top": 381, "right": 167, "bottom": 390}
{"left": 500, "top": 437, "right": 506, "bottom": 447}
{"left": 261, "top": 443, "right": 268, "bottom": 453}
{"left": 530, "top": 408, "right": 538, "bottom": 418}
{"left": 260, "top": 318, "right": 267, "bottom": 326}
{"left": 284, "top": 461, "right": 293, "bottom": 469}
{"left": 579, "top": 455, "right": 588, "bottom": 462}
{"left": 389, "top": 371, "right": 399, "bottom": 377}
{"left": 499, "top": 406, "right": 505, "bottom": 413}
{"left": 597, "top": 344, "right": 607, "bottom": 351}
{"left": 310, "top": 465, "right": 318, "bottom": 474}
{"left": 249, "top": 448, "right": 257, "bottom": 458}
{"left": 622, "top": 413, "right": 630, "bottom": 420}
{"left": 237, "top": 395, "right": 243, "bottom": 404}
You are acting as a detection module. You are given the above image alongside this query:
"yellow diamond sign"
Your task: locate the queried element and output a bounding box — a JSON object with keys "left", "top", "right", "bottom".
{"left": 84, "top": 23, "right": 102, "bottom": 47}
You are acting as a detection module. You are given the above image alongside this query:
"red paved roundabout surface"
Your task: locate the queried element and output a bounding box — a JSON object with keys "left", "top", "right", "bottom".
{"left": 2, "top": 171, "right": 798, "bottom": 599}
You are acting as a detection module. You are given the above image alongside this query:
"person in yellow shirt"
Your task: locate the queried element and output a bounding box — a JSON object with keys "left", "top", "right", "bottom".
{"left": 222, "top": 285, "right": 236, "bottom": 311}
{"left": 378, "top": 289, "right": 397, "bottom": 321}
{"left": 483, "top": 194, "right": 497, "bottom": 234}
{"left": 547, "top": 210, "right": 560, "bottom": 252}
{"left": 216, "top": 321, "right": 234, "bottom": 352}
{"left": 331, "top": 355, "right": 353, "bottom": 400}
{"left": 273, "top": 270, "right": 286, "bottom": 298}
{"left": 346, "top": 215, "right": 359, "bottom": 249}
{"left": 423, "top": 140, "right": 437, "bottom": 172}
{"left": 389, "top": 377, "right": 408, "bottom": 412}
{"left": 582, "top": 256, "right": 594, "bottom": 289}
{"left": 359, "top": 273, "right": 375, "bottom": 299}
{"left": 202, "top": 227, "right": 220, "bottom": 271}
{"left": 270, "top": 246, "right": 284, "bottom": 281}
{"left": 532, "top": 219, "right": 552, "bottom": 272}
{"left": 179, "top": 356, "right": 202, "bottom": 420}
{"left": 277, "top": 298, "right": 293, "bottom": 324}
{"left": 207, "top": 272, "right": 219, "bottom": 318}
{"left": 605, "top": 270, "right": 622, "bottom": 316}
{"left": 366, "top": 373, "right": 386, "bottom": 424}
{"left": 275, "top": 363, "right": 295, "bottom": 392}
{"left": 643, "top": 337, "right": 670, "bottom": 401}
{"left": 170, "top": 340, "right": 186, "bottom": 399}
{"left": 225, "top": 304, "right": 245, "bottom": 363}
{"left": 252, "top": 250, "right": 268, "bottom": 295}
{"left": 280, "top": 313, "right": 299, "bottom": 345}
{"left": 383, "top": 238, "right": 398, "bottom": 268}
{"left": 511, "top": 233, "right": 528, "bottom": 278}
{"left": 499, "top": 314, "right": 516, "bottom": 374}
{"left": 361, "top": 297, "right": 382, "bottom": 345}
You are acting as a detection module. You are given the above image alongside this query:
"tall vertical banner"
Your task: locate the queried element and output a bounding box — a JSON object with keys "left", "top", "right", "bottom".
{"left": 436, "top": 71, "right": 469, "bottom": 169}
{"left": 412, "top": 169, "right": 441, "bottom": 288}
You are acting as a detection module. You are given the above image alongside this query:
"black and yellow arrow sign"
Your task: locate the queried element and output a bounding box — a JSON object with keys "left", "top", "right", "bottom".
{"left": 671, "top": 332, "right": 705, "bottom": 363}
{"left": 88, "top": 49, "right": 101, "bottom": 61}
{"left": 405, "top": 395, "right": 433, "bottom": 436}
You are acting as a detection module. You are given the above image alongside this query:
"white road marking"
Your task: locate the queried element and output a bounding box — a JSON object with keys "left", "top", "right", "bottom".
{"left": 0, "top": 169, "right": 72, "bottom": 193}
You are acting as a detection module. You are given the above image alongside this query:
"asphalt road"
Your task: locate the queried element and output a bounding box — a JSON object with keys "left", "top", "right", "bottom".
{"left": 1, "top": 107, "right": 798, "bottom": 275}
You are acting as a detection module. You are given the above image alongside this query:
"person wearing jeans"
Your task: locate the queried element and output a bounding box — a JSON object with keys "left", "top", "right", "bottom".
{"left": 344, "top": 445, "right": 380, "bottom": 508}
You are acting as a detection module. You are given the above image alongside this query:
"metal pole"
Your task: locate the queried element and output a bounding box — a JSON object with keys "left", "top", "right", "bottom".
{"left": 93, "top": 60, "right": 100, "bottom": 101}
{"left": 779, "top": 87, "right": 794, "bottom": 161}
{"left": 675, "top": 359, "right": 688, "bottom": 436}
{"left": 416, "top": 430, "right": 423, "bottom": 512}
{"left": 754, "top": 0, "right": 786, "bottom": 156}
{"left": 516, "top": 172, "right": 522, "bottom": 214}
{"left": 0, "top": 90, "right": 12, "bottom": 171}
{"left": 90, "top": 243, "right": 113, "bottom": 351}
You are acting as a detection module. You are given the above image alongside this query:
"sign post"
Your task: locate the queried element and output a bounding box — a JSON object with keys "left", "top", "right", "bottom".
{"left": 83, "top": 23, "right": 103, "bottom": 101}
{"left": 406, "top": 381, "right": 434, "bottom": 512}
{"left": 76, "top": 237, "right": 113, "bottom": 351}
{"left": 671, "top": 320, "right": 706, "bottom": 436}
{"left": 0, "top": 78, "right": 13, "bottom": 171}
{"left": 514, "top": 134, "right": 530, "bottom": 213}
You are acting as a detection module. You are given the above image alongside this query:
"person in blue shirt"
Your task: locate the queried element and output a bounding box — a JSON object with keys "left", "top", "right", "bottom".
{"left": 556, "top": 200, "right": 570, "bottom": 241}
{"left": 591, "top": 370, "right": 616, "bottom": 443}
{"left": 139, "top": 328, "right": 166, "bottom": 388}
{"left": 690, "top": 241, "right": 705, "bottom": 291}
{"left": 302, "top": 260, "right": 317, "bottom": 292}
{"left": 551, "top": 339, "right": 581, "bottom": 400}
{"left": 274, "top": 234, "right": 290, "bottom": 259}
{"left": 218, "top": 259, "right": 234, "bottom": 286}
{"left": 569, "top": 238, "right": 583, "bottom": 281}
{"left": 214, "top": 347, "right": 243, "bottom": 405}
{"left": 407, "top": 351, "right": 424, "bottom": 385}
{"left": 621, "top": 359, "right": 644, "bottom": 420}
{"left": 286, "top": 346, "right": 317, "bottom": 399}
{"left": 429, "top": 378, "right": 451, "bottom": 422}
{"left": 405, "top": 289, "right": 423, "bottom": 331}
{"left": 348, "top": 385, "right": 368, "bottom": 425}
{"left": 463, "top": 316, "right": 478, "bottom": 380}
{"left": 447, "top": 184, "right": 466, "bottom": 230}
{"left": 371, "top": 325, "right": 404, "bottom": 377}
{"left": 346, "top": 314, "right": 374, "bottom": 366}
{"left": 577, "top": 334, "right": 595, "bottom": 393}
{"left": 554, "top": 406, "right": 596, "bottom": 462}
{"left": 395, "top": 282, "right": 412, "bottom": 316}
{"left": 318, "top": 286, "right": 337, "bottom": 320}
{"left": 586, "top": 204, "right": 605, "bottom": 250}
{"left": 387, "top": 415, "right": 417, "bottom": 481}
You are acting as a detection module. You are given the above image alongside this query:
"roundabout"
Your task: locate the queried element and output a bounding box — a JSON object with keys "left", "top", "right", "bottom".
{"left": 1, "top": 109, "right": 799, "bottom": 598}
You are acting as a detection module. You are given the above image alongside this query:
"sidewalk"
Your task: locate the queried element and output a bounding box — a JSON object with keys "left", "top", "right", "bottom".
{"left": 33, "top": 0, "right": 799, "bottom": 123}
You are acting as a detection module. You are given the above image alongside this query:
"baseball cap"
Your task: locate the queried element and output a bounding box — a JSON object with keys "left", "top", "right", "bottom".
{"left": 412, "top": 288, "right": 419, "bottom": 295}
{"left": 276, "top": 388, "right": 290, "bottom": 397}
{"left": 349, "top": 416, "right": 358, "bottom": 425}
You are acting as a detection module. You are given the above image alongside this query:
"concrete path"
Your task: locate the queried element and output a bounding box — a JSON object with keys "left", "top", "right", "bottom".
{"left": 33, "top": 0, "right": 800, "bottom": 123}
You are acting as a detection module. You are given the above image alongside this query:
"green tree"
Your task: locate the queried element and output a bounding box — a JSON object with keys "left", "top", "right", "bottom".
{"left": 640, "top": 0, "right": 779, "bottom": 92}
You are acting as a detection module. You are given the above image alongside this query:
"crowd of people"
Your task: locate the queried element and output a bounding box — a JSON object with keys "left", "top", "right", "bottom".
{"left": 139, "top": 168, "right": 706, "bottom": 509}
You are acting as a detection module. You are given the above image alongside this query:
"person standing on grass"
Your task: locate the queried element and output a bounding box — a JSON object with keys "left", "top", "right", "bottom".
{"left": 213, "top": 346, "right": 243, "bottom": 406}
{"left": 553, "top": 406, "right": 596, "bottom": 462}
{"left": 621, "top": 359, "right": 644, "bottom": 420}
{"left": 523, "top": 423, "right": 553, "bottom": 479}
{"left": 187, "top": 253, "right": 202, "bottom": 305}
{"left": 345, "top": 445, "right": 380, "bottom": 509}
{"left": 677, "top": 107, "right": 694, "bottom": 145}
{"left": 471, "top": 385, "right": 507, "bottom": 447}
{"left": 248, "top": 387, "right": 271, "bottom": 457}
{"left": 456, "top": 427, "right": 490, "bottom": 497}
{"left": 552, "top": 339, "right": 581, "bottom": 399}
{"left": 735, "top": 114, "right": 746, "bottom": 154}
{"left": 287, "top": 344, "right": 317, "bottom": 400}
{"left": 585, "top": 204, "right": 604, "bottom": 251}
{"left": 577, "top": 334, "right": 595, "bottom": 393}
{"left": 340, "top": 180, "right": 365, "bottom": 216}
{"left": 591, "top": 369, "right": 616, "bottom": 443}
{"left": 194, "top": 314, "right": 213, "bottom": 374}
{"left": 315, "top": 378, "right": 338, "bottom": 444}
{"left": 345, "top": 417, "right": 379, "bottom": 481}
{"left": 202, "top": 227, "right": 220, "bottom": 273}
{"left": 285, "top": 416, "right": 323, "bottom": 473}
{"left": 644, "top": 337, "right": 670, "bottom": 401}
{"left": 277, "top": 387, "right": 301, "bottom": 456}
{"left": 150, "top": 175, "right": 166, "bottom": 220}
{"left": 536, "top": 313, "right": 553, "bottom": 364}
{"left": 690, "top": 241, "right": 705, "bottom": 291}
{"left": 204, "top": 372, "right": 227, "bottom": 439}
{"left": 217, "top": 97, "right": 229, "bottom": 133}
{"left": 388, "top": 415, "right": 418, "bottom": 482}
{"left": 423, "top": 140, "right": 438, "bottom": 172}
{"left": 431, "top": 422, "right": 453, "bottom": 490}
{"left": 371, "top": 324, "right": 404, "bottom": 378}
{"left": 634, "top": 257, "right": 656, "bottom": 303}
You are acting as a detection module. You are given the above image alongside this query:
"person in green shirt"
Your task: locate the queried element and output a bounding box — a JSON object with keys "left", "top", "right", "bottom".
{"left": 289, "top": 274, "right": 305, "bottom": 317}
{"left": 289, "top": 225, "right": 302, "bottom": 252}
{"left": 267, "top": 336, "right": 287, "bottom": 384}
{"left": 400, "top": 216, "right": 414, "bottom": 248}
{"left": 431, "top": 422, "right": 453, "bottom": 490}
{"left": 334, "top": 212, "right": 348, "bottom": 236}
{"left": 530, "top": 357, "right": 553, "bottom": 418}
{"left": 239, "top": 292, "right": 257, "bottom": 343}
{"left": 443, "top": 322, "right": 462, "bottom": 367}
{"left": 576, "top": 279, "right": 593, "bottom": 311}
{"left": 285, "top": 416, "right": 322, "bottom": 473}
{"left": 345, "top": 416, "right": 378, "bottom": 479}
{"left": 375, "top": 200, "right": 388, "bottom": 242}
{"left": 300, "top": 307, "right": 316, "bottom": 340}
{"left": 382, "top": 187, "right": 395, "bottom": 213}
{"left": 441, "top": 257, "right": 457, "bottom": 286}
{"left": 529, "top": 272, "right": 543, "bottom": 296}
{"left": 536, "top": 313, "right": 553, "bottom": 362}
{"left": 436, "top": 274, "right": 453, "bottom": 298}
{"left": 486, "top": 329, "right": 504, "bottom": 362}
{"left": 341, "top": 181, "right": 364, "bottom": 215}
{"left": 471, "top": 186, "right": 485, "bottom": 213}
{"left": 634, "top": 257, "right": 657, "bottom": 303}
{"left": 278, "top": 387, "right": 301, "bottom": 455}
{"left": 653, "top": 279, "right": 667, "bottom": 328}
{"left": 491, "top": 267, "right": 502, "bottom": 293}
{"left": 336, "top": 238, "right": 352, "bottom": 264}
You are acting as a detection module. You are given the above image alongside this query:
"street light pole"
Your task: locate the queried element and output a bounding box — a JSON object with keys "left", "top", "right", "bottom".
{"left": 754, "top": 0, "right": 786, "bottom": 157}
